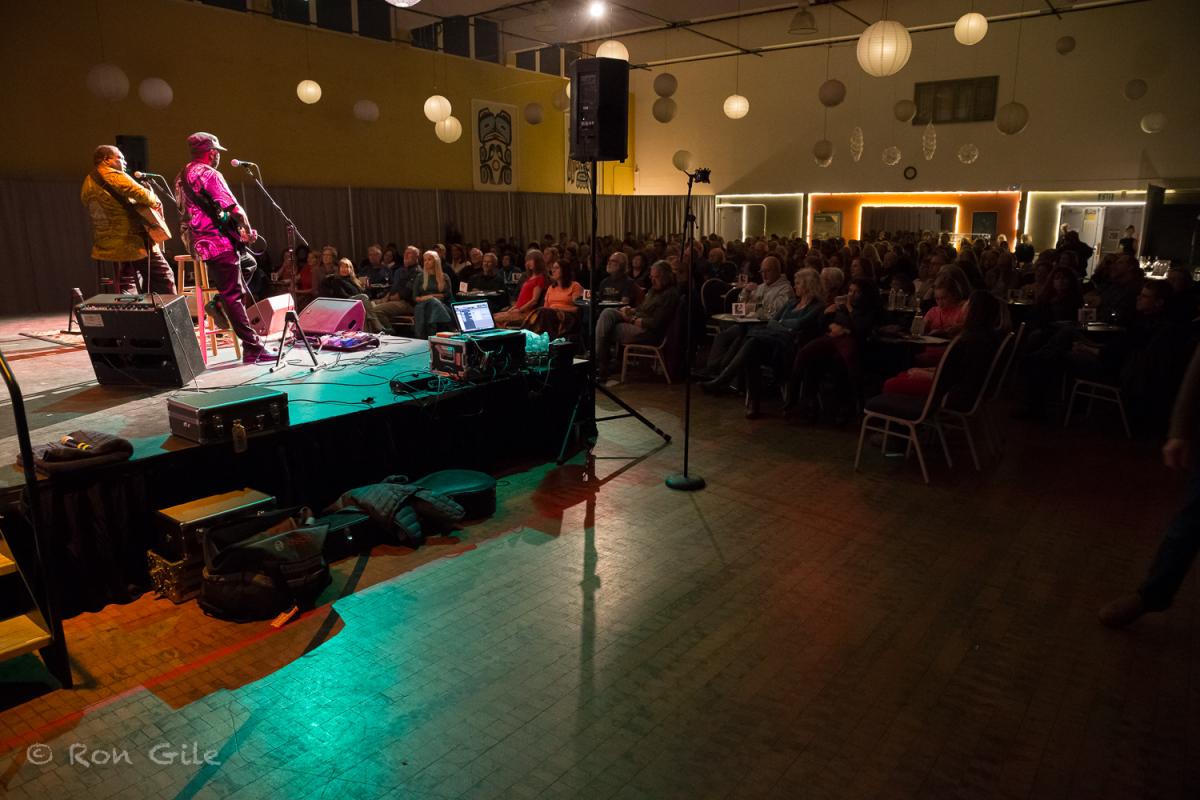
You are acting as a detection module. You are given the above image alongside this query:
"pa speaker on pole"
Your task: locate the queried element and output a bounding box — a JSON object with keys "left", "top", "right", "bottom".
{"left": 570, "top": 57, "right": 629, "bottom": 163}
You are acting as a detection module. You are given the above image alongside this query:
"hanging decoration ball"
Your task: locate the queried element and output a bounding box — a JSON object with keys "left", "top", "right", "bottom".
{"left": 1056, "top": 36, "right": 1076, "bottom": 55}
{"left": 296, "top": 79, "right": 322, "bottom": 104}
{"left": 423, "top": 94, "right": 451, "bottom": 122}
{"left": 893, "top": 99, "right": 917, "bottom": 123}
{"left": 552, "top": 87, "right": 569, "bottom": 111}
{"left": 435, "top": 115, "right": 463, "bottom": 143}
{"left": 995, "top": 101, "right": 1030, "bottom": 135}
{"left": 565, "top": 80, "right": 571, "bottom": 99}
{"left": 723, "top": 94, "right": 750, "bottom": 119}
{"left": 596, "top": 40, "right": 629, "bottom": 61}
{"left": 856, "top": 20, "right": 912, "bottom": 77}
{"left": 1140, "top": 112, "right": 1167, "bottom": 134}
{"left": 137, "top": 77, "right": 173, "bottom": 109}
{"left": 653, "top": 72, "right": 678, "bottom": 98}
{"left": 353, "top": 99, "right": 380, "bottom": 122}
{"left": 812, "top": 139, "right": 835, "bottom": 166}
{"left": 1124, "top": 78, "right": 1148, "bottom": 100}
{"left": 882, "top": 146, "right": 902, "bottom": 166}
{"left": 818, "top": 79, "right": 847, "bottom": 108}
{"left": 523, "top": 102, "right": 544, "bottom": 125}
{"left": 922, "top": 121, "right": 937, "bottom": 161}
{"left": 953, "top": 12, "right": 989, "bottom": 46}
{"left": 957, "top": 143, "right": 980, "bottom": 165}
{"left": 86, "top": 63, "right": 130, "bottom": 102}
{"left": 652, "top": 97, "right": 677, "bottom": 124}
{"left": 850, "top": 126, "right": 864, "bottom": 162}
{"left": 672, "top": 150, "right": 695, "bottom": 172}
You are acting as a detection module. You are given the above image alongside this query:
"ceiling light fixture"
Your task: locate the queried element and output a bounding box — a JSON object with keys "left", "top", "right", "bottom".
{"left": 788, "top": 2, "right": 818, "bottom": 36}
{"left": 588, "top": 1, "right": 606, "bottom": 19}
{"left": 384, "top": 0, "right": 422, "bottom": 8}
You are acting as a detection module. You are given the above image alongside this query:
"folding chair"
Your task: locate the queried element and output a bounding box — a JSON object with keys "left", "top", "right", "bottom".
{"left": 938, "top": 330, "right": 1016, "bottom": 471}
{"left": 1064, "top": 378, "right": 1132, "bottom": 438}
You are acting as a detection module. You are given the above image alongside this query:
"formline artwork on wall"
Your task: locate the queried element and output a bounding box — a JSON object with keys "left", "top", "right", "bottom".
{"left": 563, "top": 112, "right": 602, "bottom": 194}
{"left": 472, "top": 99, "right": 519, "bottom": 191}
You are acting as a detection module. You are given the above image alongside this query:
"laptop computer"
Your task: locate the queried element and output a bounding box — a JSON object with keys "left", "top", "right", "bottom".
{"left": 452, "top": 299, "right": 505, "bottom": 335}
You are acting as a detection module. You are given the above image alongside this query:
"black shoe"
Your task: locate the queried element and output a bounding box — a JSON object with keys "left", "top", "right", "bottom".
{"left": 205, "top": 299, "right": 231, "bottom": 330}
{"left": 243, "top": 346, "right": 279, "bottom": 365}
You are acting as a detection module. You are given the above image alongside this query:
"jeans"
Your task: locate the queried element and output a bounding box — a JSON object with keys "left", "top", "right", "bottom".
{"left": 207, "top": 251, "right": 263, "bottom": 352}
{"left": 594, "top": 307, "right": 647, "bottom": 371}
{"left": 1138, "top": 466, "right": 1200, "bottom": 610}
{"left": 112, "top": 249, "right": 176, "bottom": 295}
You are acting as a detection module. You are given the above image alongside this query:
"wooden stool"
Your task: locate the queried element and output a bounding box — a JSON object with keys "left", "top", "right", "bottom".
{"left": 174, "top": 255, "right": 241, "bottom": 363}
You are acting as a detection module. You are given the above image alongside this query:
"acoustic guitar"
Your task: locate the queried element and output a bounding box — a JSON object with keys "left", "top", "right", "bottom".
{"left": 136, "top": 202, "right": 172, "bottom": 245}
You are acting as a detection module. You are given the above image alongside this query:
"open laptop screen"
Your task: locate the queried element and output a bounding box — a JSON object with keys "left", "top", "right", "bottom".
{"left": 452, "top": 300, "right": 496, "bottom": 333}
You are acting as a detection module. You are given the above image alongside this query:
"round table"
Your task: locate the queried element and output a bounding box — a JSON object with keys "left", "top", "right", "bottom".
{"left": 710, "top": 313, "right": 768, "bottom": 328}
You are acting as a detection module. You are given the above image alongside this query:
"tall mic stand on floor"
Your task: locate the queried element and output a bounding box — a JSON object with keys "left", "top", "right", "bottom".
{"left": 665, "top": 167, "right": 710, "bottom": 492}
{"left": 556, "top": 160, "right": 671, "bottom": 465}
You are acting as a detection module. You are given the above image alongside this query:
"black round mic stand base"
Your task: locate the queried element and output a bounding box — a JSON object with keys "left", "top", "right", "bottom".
{"left": 665, "top": 473, "right": 706, "bottom": 492}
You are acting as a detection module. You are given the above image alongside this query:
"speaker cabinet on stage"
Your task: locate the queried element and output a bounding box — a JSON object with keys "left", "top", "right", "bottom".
{"left": 296, "top": 297, "right": 366, "bottom": 335}
{"left": 75, "top": 294, "right": 206, "bottom": 387}
{"left": 569, "top": 57, "right": 629, "bottom": 163}
{"left": 248, "top": 294, "right": 295, "bottom": 338}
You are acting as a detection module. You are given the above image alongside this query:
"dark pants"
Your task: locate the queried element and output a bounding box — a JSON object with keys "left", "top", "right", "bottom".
{"left": 1139, "top": 466, "right": 1200, "bottom": 610}
{"left": 207, "top": 251, "right": 262, "bottom": 352}
{"left": 113, "top": 249, "right": 176, "bottom": 295}
{"left": 787, "top": 335, "right": 859, "bottom": 408}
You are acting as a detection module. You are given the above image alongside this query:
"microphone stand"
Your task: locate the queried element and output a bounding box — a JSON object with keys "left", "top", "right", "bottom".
{"left": 665, "top": 168, "right": 706, "bottom": 492}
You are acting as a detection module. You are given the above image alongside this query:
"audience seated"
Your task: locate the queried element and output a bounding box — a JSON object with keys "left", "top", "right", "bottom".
{"left": 494, "top": 250, "right": 547, "bottom": 327}
{"left": 361, "top": 244, "right": 390, "bottom": 287}
{"left": 411, "top": 249, "right": 455, "bottom": 338}
{"left": 594, "top": 261, "right": 679, "bottom": 382}
{"left": 467, "top": 252, "right": 506, "bottom": 293}
{"left": 701, "top": 256, "right": 793, "bottom": 378}
{"left": 531, "top": 261, "right": 583, "bottom": 338}
{"left": 599, "top": 252, "right": 637, "bottom": 305}
{"left": 374, "top": 245, "right": 420, "bottom": 327}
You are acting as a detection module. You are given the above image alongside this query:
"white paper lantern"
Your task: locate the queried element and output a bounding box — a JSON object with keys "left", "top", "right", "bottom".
{"left": 353, "top": 99, "right": 380, "bottom": 122}
{"left": 723, "top": 94, "right": 749, "bottom": 119}
{"left": 1140, "top": 112, "right": 1167, "bottom": 134}
{"left": 435, "top": 115, "right": 462, "bottom": 143}
{"left": 922, "top": 122, "right": 937, "bottom": 161}
{"left": 818, "top": 79, "right": 846, "bottom": 108}
{"left": 1124, "top": 78, "right": 1148, "bottom": 100}
{"left": 882, "top": 146, "right": 902, "bottom": 166}
{"left": 296, "top": 79, "right": 322, "bottom": 104}
{"left": 596, "top": 40, "right": 629, "bottom": 61}
{"left": 957, "top": 143, "right": 980, "bottom": 165}
{"left": 552, "top": 87, "right": 569, "bottom": 111}
{"left": 954, "top": 12, "right": 988, "bottom": 46}
{"left": 652, "top": 97, "right": 677, "bottom": 123}
{"left": 523, "top": 102, "right": 543, "bottom": 125}
{"left": 423, "top": 94, "right": 451, "bottom": 122}
{"left": 995, "top": 101, "right": 1030, "bottom": 135}
{"left": 137, "top": 77, "right": 173, "bottom": 109}
{"left": 384, "top": 0, "right": 422, "bottom": 6}
{"left": 856, "top": 20, "right": 912, "bottom": 77}
{"left": 812, "top": 139, "right": 834, "bottom": 167}
{"left": 86, "top": 64, "right": 129, "bottom": 102}
{"left": 565, "top": 81, "right": 571, "bottom": 99}
{"left": 672, "top": 150, "right": 695, "bottom": 172}
{"left": 850, "top": 126, "right": 864, "bottom": 162}
{"left": 893, "top": 99, "right": 917, "bottom": 123}
{"left": 1056, "top": 36, "right": 1076, "bottom": 55}
{"left": 653, "top": 72, "right": 678, "bottom": 98}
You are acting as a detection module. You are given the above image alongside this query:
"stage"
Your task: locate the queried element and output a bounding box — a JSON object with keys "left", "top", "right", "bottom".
{"left": 0, "top": 314, "right": 587, "bottom": 617}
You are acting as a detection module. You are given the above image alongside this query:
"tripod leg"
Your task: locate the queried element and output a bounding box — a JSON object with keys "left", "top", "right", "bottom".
{"left": 557, "top": 389, "right": 585, "bottom": 465}
{"left": 596, "top": 384, "right": 672, "bottom": 443}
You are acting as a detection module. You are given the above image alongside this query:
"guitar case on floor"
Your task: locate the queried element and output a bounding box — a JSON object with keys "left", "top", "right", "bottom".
{"left": 410, "top": 470, "right": 498, "bottom": 519}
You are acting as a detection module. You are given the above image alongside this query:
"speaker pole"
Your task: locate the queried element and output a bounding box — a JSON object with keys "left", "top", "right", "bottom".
{"left": 666, "top": 171, "right": 706, "bottom": 492}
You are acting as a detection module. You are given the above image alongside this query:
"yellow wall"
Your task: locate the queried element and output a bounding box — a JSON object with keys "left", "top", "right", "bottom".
{"left": 0, "top": 0, "right": 571, "bottom": 191}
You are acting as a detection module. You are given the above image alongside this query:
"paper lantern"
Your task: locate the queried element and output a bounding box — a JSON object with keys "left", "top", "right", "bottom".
{"left": 435, "top": 115, "right": 462, "bottom": 143}
{"left": 813, "top": 139, "right": 834, "bottom": 167}
{"left": 818, "top": 79, "right": 846, "bottom": 108}
{"left": 652, "top": 97, "right": 677, "bottom": 123}
{"left": 1140, "top": 112, "right": 1167, "bottom": 134}
{"left": 922, "top": 122, "right": 936, "bottom": 161}
{"left": 137, "top": 77, "right": 173, "bottom": 109}
{"left": 1056, "top": 36, "right": 1076, "bottom": 55}
{"left": 597, "top": 40, "right": 629, "bottom": 61}
{"left": 957, "top": 144, "right": 980, "bottom": 165}
{"left": 995, "top": 101, "right": 1030, "bottom": 135}
{"left": 423, "top": 94, "right": 451, "bottom": 122}
{"left": 723, "top": 94, "right": 749, "bottom": 119}
{"left": 882, "top": 146, "right": 902, "bottom": 166}
{"left": 384, "top": 0, "right": 422, "bottom": 6}
{"left": 552, "top": 87, "right": 569, "bottom": 111}
{"left": 1124, "top": 78, "right": 1148, "bottom": 100}
{"left": 86, "top": 64, "right": 129, "bottom": 102}
{"left": 856, "top": 20, "right": 912, "bottom": 77}
{"left": 353, "top": 99, "right": 380, "bottom": 122}
{"left": 565, "top": 81, "right": 571, "bottom": 99}
{"left": 893, "top": 99, "right": 916, "bottom": 122}
{"left": 296, "top": 80, "right": 322, "bottom": 104}
{"left": 850, "top": 126, "right": 864, "bottom": 162}
{"left": 672, "top": 150, "right": 695, "bottom": 172}
{"left": 653, "top": 72, "right": 678, "bottom": 98}
{"left": 523, "top": 102, "right": 543, "bottom": 125}
{"left": 954, "top": 12, "right": 988, "bottom": 46}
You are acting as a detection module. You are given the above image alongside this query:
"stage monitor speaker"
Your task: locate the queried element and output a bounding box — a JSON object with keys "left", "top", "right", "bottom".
{"left": 76, "top": 294, "right": 206, "bottom": 387}
{"left": 248, "top": 294, "right": 295, "bottom": 337}
{"left": 569, "top": 57, "right": 629, "bottom": 163}
{"left": 296, "top": 297, "right": 366, "bottom": 335}
{"left": 115, "top": 134, "right": 148, "bottom": 175}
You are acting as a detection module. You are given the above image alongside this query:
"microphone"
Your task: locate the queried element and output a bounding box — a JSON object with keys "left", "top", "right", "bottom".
{"left": 133, "top": 171, "right": 164, "bottom": 180}
{"left": 230, "top": 159, "right": 258, "bottom": 170}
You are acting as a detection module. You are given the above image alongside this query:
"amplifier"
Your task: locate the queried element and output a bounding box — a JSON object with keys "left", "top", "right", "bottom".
{"left": 76, "top": 294, "right": 206, "bottom": 387}
{"left": 428, "top": 330, "right": 525, "bottom": 381}
{"left": 168, "top": 386, "right": 289, "bottom": 444}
